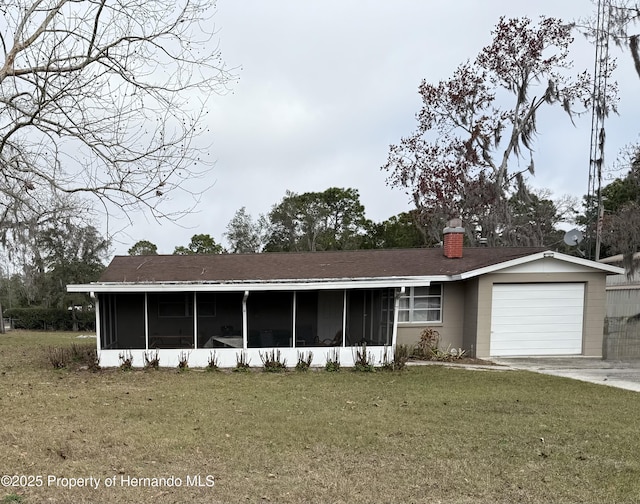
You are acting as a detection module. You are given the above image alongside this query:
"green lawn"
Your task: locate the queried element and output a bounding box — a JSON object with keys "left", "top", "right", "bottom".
{"left": 1, "top": 331, "right": 639, "bottom": 504}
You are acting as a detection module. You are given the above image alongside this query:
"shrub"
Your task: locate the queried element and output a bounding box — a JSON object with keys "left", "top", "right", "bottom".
{"left": 380, "top": 344, "right": 410, "bottom": 371}
{"left": 393, "top": 344, "right": 411, "bottom": 370}
{"left": 47, "top": 346, "right": 68, "bottom": 369}
{"left": 380, "top": 347, "right": 393, "bottom": 371}
{"left": 177, "top": 351, "right": 190, "bottom": 371}
{"left": 206, "top": 351, "right": 220, "bottom": 372}
{"left": 295, "top": 351, "right": 313, "bottom": 371}
{"left": 430, "top": 344, "right": 467, "bottom": 362}
{"left": 234, "top": 351, "right": 251, "bottom": 372}
{"left": 84, "top": 346, "right": 101, "bottom": 372}
{"left": 118, "top": 351, "right": 133, "bottom": 371}
{"left": 413, "top": 327, "right": 440, "bottom": 359}
{"left": 325, "top": 349, "right": 340, "bottom": 372}
{"left": 353, "top": 344, "right": 375, "bottom": 372}
{"left": 260, "top": 349, "right": 287, "bottom": 372}
{"left": 70, "top": 342, "right": 87, "bottom": 362}
{"left": 412, "top": 325, "right": 468, "bottom": 362}
{"left": 45, "top": 344, "right": 99, "bottom": 371}
{"left": 144, "top": 350, "right": 160, "bottom": 370}
{"left": 4, "top": 307, "right": 96, "bottom": 331}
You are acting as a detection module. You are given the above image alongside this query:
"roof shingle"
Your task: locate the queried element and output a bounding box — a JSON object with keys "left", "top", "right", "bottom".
{"left": 98, "top": 247, "right": 548, "bottom": 284}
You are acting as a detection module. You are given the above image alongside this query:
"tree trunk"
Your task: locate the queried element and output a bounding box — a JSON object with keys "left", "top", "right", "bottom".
{"left": 0, "top": 301, "right": 5, "bottom": 334}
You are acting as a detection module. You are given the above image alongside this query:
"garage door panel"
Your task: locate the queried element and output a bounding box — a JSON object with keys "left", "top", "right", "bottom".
{"left": 491, "top": 294, "right": 584, "bottom": 305}
{"left": 493, "top": 306, "right": 582, "bottom": 320}
{"left": 493, "top": 330, "right": 584, "bottom": 343}
{"left": 490, "top": 283, "right": 584, "bottom": 357}
{"left": 492, "top": 341, "right": 582, "bottom": 355}
{"left": 491, "top": 315, "right": 583, "bottom": 327}
{"left": 492, "top": 326, "right": 584, "bottom": 338}
{"left": 492, "top": 294, "right": 584, "bottom": 304}
{"left": 492, "top": 320, "right": 583, "bottom": 330}
{"left": 492, "top": 285, "right": 582, "bottom": 298}
{"left": 494, "top": 338, "right": 583, "bottom": 351}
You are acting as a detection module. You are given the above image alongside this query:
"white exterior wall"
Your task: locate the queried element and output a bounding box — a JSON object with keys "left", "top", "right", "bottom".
{"left": 97, "top": 346, "right": 395, "bottom": 369}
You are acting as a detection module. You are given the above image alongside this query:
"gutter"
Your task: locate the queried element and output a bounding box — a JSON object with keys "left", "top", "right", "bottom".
{"left": 67, "top": 276, "right": 451, "bottom": 293}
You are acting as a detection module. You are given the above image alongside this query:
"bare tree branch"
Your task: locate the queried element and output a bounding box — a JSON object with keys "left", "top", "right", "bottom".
{"left": 0, "top": 0, "right": 235, "bottom": 237}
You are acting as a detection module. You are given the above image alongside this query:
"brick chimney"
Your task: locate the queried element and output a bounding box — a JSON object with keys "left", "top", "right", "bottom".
{"left": 443, "top": 219, "right": 465, "bottom": 259}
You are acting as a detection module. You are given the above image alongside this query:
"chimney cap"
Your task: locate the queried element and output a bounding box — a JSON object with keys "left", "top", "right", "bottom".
{"left": 443, "top": 218, "right": 464, "bottom": 235}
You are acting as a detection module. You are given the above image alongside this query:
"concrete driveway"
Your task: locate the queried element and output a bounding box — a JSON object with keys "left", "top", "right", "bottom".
{"left": 492, "top": 357, "right": 640, "bottom": 392}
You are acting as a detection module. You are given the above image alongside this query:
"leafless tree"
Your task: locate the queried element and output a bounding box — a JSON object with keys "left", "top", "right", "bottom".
{"left": 0, "top": 0, "right": 234, "bottom": 236}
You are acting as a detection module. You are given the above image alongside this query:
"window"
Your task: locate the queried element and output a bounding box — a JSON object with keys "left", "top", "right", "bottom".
{"left": 398, "top": 285, "right": 442, "bottom": 323}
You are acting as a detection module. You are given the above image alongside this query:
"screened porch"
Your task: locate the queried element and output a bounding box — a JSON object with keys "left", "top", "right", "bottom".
{"left": 97, "top": 288, "right": 396, "bottom": 352}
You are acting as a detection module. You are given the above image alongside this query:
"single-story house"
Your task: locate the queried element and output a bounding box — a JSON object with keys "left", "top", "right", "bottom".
{"left": 68, "top": 225, "right": 624, "bottom": 368}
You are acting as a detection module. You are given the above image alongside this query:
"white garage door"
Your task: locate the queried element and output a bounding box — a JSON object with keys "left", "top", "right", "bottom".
{"left": 490, "top": 283, "right": 584, "bottom": 357}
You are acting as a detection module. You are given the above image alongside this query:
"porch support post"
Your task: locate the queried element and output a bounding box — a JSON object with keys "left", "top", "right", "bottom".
{"left": 292, "top": 291, "right": 297, "bottom": 348}
{"left": 93, "top": 292, "right": 101, "bottom": 352}
{"left": 242, "top": 291, "right": 249, "bottom": 349}
{"left": 193, "top": 292, "right": 198, "bottom": 349}
{"left": 144, "top": 293, "right": 149, "bottom": 351}
{"left": 341, "top": 290, "right": 347, "bottom": 347}
{"left": 392, "top": 287, "right": 405, "bottom": 348}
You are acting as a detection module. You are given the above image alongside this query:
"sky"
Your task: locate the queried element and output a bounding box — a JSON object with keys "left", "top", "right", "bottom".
{"left": 111, "top": 0, "right": 640, "bottom": 256}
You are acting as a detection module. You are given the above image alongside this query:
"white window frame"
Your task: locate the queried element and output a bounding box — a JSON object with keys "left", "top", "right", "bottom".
{"left": 398, "top": 285, "right": 442, "bottom": 323}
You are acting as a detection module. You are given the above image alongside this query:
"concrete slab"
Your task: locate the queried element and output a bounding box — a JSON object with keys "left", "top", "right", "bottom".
{"left": 492, "top": 357, "right": 640, "bottom": 392}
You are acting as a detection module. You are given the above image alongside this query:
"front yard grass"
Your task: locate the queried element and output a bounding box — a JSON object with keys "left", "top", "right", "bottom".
{"left": 1, "top": 331, "right": 639, "bottom": 503}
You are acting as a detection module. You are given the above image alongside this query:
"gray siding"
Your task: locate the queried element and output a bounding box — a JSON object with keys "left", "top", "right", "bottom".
{"left": 462, "top": 279, "right": 479, "bottom": 357}
{"left": 604, "top": 273, "right": 640, "bottom": 359}
{"left": 396, "top": 283, "right": 465, "bottom": 351}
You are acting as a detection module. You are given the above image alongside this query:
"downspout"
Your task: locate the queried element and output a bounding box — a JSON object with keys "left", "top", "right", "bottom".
{"left": 392, "top": 287, "right": 405, "bottom": 348}
{"left": 92, "top": 292, "right": 100, "bottom": 351}
{"left": 242, "top": 291, "right": 249, "bottom": 349}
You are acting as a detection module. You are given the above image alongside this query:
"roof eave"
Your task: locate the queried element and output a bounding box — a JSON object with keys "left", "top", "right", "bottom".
{"left": 67, "top": 275, "right": 454, "bottom": 293}
{"left": 454, "top": 250, "right": 625, "bottom": 280}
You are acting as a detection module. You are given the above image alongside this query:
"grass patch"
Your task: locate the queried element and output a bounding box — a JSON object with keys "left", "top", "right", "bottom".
{"left": 1, "top": 494, "right": 24, "bottom": 503}
{"left": 1, "top": 331, "right": 640, "bottom": 503}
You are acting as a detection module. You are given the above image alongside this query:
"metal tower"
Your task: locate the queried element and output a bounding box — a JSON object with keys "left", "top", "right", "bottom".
{"left": 587, "top": 0, "right": 612, "bottom": 260}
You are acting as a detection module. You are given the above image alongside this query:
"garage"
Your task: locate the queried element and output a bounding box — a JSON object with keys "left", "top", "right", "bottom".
{"left": 490, "top": 283, "right": 585, "bottom": 357}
